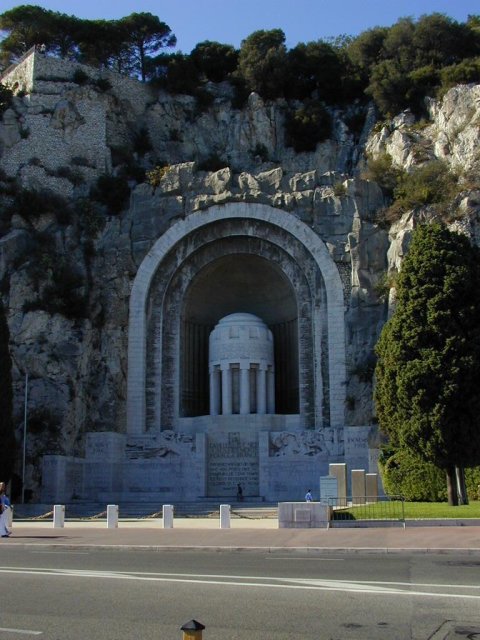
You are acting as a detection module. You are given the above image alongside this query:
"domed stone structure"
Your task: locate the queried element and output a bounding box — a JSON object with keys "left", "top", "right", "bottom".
{"left": 209, "top": 313, "right": 275, "bottom": 416}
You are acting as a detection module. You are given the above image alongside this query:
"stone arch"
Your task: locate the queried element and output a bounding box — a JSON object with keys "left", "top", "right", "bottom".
{"left": 127, "top": 202, "right": 346, "bottom": 433}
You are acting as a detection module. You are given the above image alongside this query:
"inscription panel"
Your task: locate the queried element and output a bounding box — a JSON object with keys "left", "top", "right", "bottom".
{"left": 207, "top": 431, "right": 259, "bottom": 496}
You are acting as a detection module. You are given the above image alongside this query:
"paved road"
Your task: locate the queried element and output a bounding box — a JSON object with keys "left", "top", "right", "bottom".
{"left": 0, "top": 547, "right": 479, "bottom": 639}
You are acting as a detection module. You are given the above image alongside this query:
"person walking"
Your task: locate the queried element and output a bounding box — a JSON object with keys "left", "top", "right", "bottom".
{"left": 236, "top": 483, "right": 244, "bottom": 502}
{"left": 305, "top": 489, "right": 313, "bottom": 502}
{"left": 0, "top": 482, "right": 12, "bottom": 537}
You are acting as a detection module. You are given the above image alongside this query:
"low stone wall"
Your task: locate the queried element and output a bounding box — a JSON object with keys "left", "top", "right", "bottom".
{"left": 278, "top": 502, "right": 331, "bottom": 528}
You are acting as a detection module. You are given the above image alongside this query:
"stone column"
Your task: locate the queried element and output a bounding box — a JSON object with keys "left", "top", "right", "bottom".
{"left": 257, "top": 365, "right": 267, "bottom": 415}
{"left": 366, "top": 473, "right": 379, "bottom": 503}
{"left": 267, "top": 366, "right": 275, "bottom": 414}
{"left": 221, "top": 364, "right": 232, "bottom": 415}
{"left": 351, "top": 469, "right": 366, "bottom": 505}
{"left": 209, "top": 366, "right": 220, "bottom": 416}
{"left": 329, "top": 463, "right": 347, "bottom": 507}
{"left": 240, "top": 364, "right": 250, "bottom": 415}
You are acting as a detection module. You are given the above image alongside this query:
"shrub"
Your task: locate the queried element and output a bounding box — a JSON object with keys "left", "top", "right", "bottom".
{"left": 392, "top": 160, "right": 458, "bottom": 213}
{"left": 91, "top": 175, "right": 130, "bottom": 215}
{"left": 0, "top": 85, "right": 13, "bottom": 117}
{"left": 110, "top": 145, "right": 132, "bottom": 167}
{"left": 439, "top": 57, "right": 480, "bottom": 94}
{"left": 133, "top": 127, "right": 152, "bottom": 156}
{"left": 75, "top": 198, "right": 105, "bottom": 237}
{"left": 24, "top": 262, "right": 88, "bottom": 319}
{"left": 9, "top": 188, "right": 72, "bottom": 224}
{"left": 146, "top": 165, "right": 170, "bottom": 189}
{"left": 362, "top": 152, "right": 403, "bottom": 197}
{"left": 55, "top": 166, "right": 85, "bottom": 186}
{"left": 229, "top": 75, "right": 250, "bottom": 109}
{"left": 94, "top": 77, "right": 112, "bottom": 91}
{"left": 285, "top": 101, "right": 332, "bottom": 152}
{"left": 250, "top": 143, "right": 269, "bottom": 162}
{"left": 27, "top": 408, "right": 60, "bottom": 436}
{"left": 72, "top": 68, "right": 89, "bottom": 85}
{"left": 197, "top": 154, "right": 229, "bottom": 172}
{"left": 379, "top": 447, "right": 448, "bottom": 501}
{"left": 333, "top": 182, "right": 347, "bottom": 197}
{"left": 465, "top": 467, "right": 480, "bottom": 501}
{"left": 194, "top": 88, "right": 215, "bottom": 114}
{"left": 71, "top": 156, "right": 92, "bottom": 167}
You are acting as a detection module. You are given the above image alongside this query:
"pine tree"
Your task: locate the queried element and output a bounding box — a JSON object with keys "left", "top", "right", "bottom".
{"left": 375, "top": 224, "right": 480, "bottom": 505}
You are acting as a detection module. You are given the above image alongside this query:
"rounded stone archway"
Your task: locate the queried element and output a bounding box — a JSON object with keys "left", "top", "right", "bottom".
{"left": 127, "top": 202, "right": 346, "bottom": 434}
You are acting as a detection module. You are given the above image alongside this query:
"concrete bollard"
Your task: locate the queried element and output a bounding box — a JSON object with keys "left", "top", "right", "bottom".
{"left": 181, "top": 619, "right": 205, "bottom": 639}
{"left": 53, "top": 504, "right": 65, "bottom": 528}
{"left": 6, "top": 506, "right": 13, "bottom": 529}
{"left": 107, "top": 504, "right": 119, "bottom": 528}
{"left": 220, "top": 504, "right": 230, "bottom": 529}
{"left": 163, "top": 504, "right": 174, "bottom": 528}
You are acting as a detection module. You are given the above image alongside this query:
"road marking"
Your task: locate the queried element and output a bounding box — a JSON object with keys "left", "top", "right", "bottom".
{"left": 29, "top": 551, "right": 90, "bottom": 555}
{"left": 0, "top": 566, "right": 479, "bottom": 600}
{"left": 0, "top": 627, "right": 42, "bottom": 635}
{"left": 265, "top": 557, "right": 345, "bottom": 561}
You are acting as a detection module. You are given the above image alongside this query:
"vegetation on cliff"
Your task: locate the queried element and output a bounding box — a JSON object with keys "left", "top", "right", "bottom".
{"left": 1, "top": 7, "right": 479, "bottom": 119}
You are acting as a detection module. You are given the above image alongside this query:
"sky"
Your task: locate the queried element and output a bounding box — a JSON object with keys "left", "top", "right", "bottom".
{"left": 0, "top": 0, "right": 479, "bottom": 53}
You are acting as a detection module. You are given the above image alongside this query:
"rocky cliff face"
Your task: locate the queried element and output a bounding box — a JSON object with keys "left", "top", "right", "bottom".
{"left": 1, "top": 52, "right": 479, "bottom": 496}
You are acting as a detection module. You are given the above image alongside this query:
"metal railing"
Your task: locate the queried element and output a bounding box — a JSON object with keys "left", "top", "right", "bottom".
{"left": 328, "top": 495, "right": 405, "bottom": 523}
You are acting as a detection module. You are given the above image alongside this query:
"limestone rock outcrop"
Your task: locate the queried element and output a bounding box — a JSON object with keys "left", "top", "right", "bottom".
{"left": 1, "top": 51, "right": 479, "bottom": 496}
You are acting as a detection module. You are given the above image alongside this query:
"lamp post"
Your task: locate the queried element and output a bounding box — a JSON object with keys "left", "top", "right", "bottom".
{"left": 22, "top": 371, "right": 28, "bottom": 504}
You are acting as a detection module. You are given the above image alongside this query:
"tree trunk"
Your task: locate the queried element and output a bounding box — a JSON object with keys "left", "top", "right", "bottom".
{"left": 446, "top": 466, "right": 458, "bottom": 506}
{"left": 455, "top": 466, "right": 468, "bottom": 505}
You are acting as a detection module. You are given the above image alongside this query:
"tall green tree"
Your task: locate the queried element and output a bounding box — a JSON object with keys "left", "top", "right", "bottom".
{"left": 237, "top": 29, "right": 287, "bottom": 99}
{"left": 0, "top": 4, "right": 53, "bottom": 64}
{"left": 286, "top": 41, "right": 344, "bottom": 102}
{"left": 117, "top": 12, "right": 176, "bottom": 82}
{"left": 374, "top": 224, "right": 480, "bottom": 505}
{"left": 0, "top": 301, "right": 15, "bottom": 483}
{"left": 190, "top": 41, "right": 238, "bottom": 83}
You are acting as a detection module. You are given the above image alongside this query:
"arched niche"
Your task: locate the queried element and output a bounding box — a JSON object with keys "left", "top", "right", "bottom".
{"left": 127, "top": 202, "right": 346, "bottom": 433}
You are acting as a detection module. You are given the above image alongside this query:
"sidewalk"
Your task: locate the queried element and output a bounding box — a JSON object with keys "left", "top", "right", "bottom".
{"left": 2, "top": 518, "right": 480, "bottom": 554}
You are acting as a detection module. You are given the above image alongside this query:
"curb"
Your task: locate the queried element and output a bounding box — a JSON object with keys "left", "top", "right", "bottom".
{"left": 3, "top": 542, "right": 480, "bottom": 555}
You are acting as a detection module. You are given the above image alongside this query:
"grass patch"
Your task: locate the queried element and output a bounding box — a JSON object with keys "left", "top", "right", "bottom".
{"left": 333, "top": 500, "right": 480, "bottom": 521}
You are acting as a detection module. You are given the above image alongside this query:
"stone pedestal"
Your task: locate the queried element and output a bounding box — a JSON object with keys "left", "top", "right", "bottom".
{"left": 366, "top": 473, "right": 379, "bottom": 502}
{"left": 329, "top": 463, "right": 347, "bottom": 506}
{"left": 163, "top": 504, "right": 174, "bottom": 528}
{"left": 220, "top": 504, "right": 231, "bottom": 528}
{"left": 53, "top": 504, "right": 65, "bottom": 528}
{"left": 351, "top": 469, "right": 366, "bottom": 505}
{"left": 278, "top": 502, "right": 331, "bottom": 528}
{"left": 107, "top": 504, "right": 118, "bottom": 528}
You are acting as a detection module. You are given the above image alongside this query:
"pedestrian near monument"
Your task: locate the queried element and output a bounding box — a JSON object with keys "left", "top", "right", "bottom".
{"left": 236, "top": 483, "right": 243, "bottom": 501}
{"left": 305, "top": 489, "right": 313, "bottom": 502}
{"left": 0, "top": 482, "right": 12, "bottom": 537}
